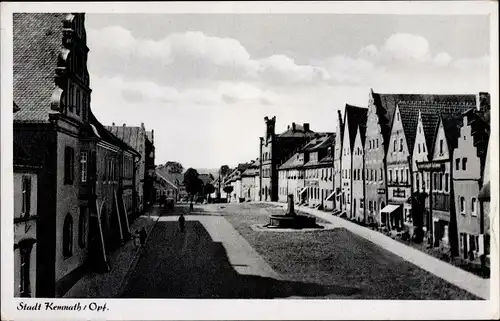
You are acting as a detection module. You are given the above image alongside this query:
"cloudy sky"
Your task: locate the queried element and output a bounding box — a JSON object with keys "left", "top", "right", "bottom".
{"left": 85, "top": 14, "right": 490, "bottom": 169}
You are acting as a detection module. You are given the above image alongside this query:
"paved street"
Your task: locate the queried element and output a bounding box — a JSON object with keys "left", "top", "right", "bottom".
{"left": 120, "top": 203, "right": 480, "bottom": 299}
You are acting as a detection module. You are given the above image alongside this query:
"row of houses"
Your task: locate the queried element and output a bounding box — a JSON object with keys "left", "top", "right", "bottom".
{"left": 221, "top": 89, "right": 491, "bottom": 265}
{"left": 13, "top": 13, "right": 156, "bottom": 298}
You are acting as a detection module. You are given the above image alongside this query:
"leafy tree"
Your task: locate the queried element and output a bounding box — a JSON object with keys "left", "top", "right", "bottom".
{"left": 183, "top": 168, "right": 202, "bottom": 204}
{"left": 223, "top": 185, "right": 234, "bottom": 202}
{"left": 219, "top": 165, "right": 230, "bottom": 178}
{"left": 166, "top": 161, "right": 184, "bottom": 174}
{"left": 204, "top": 183, "right": 215, "bottom": 202}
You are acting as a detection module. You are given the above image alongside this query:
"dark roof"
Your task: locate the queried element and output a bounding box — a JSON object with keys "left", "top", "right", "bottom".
{"left": 278, "top": 123, "right": 315, "bottom": 138}
{"left": 13, "top": 13, "right": 67, "bottom": 123}
{"left": 279, "top": 152, "right": 305, "bottom": 170}
{"left": 302, "top": 133, "right": 334, "bottom": 152}
{"left": 13, "top": 102, "right": 20, "bottom": 113}
{"left": 397, "top": 96, "right": 477, "bottom": 155}
{"left": 198, "top": 173, "right": 214, "bottom": 185}
{"left": 106, "top": 125, "right": 143, "bottom": 154}
{"left": 462, "top": 108, "right": 490, "bottom": 171}
{"left": 156, "top": 165, "right": 184, "bottom": 187}
{"left": 438, "top": 114, "right": 463, "bottom": 152}
{"left": 89, "top": 112, "right": 140, "bottom": 157}
{"left": 344, "top": 104, "right": 368, "bottom": 151}
{"left": 241, "top": 159, "right": 260, "bottom": 177}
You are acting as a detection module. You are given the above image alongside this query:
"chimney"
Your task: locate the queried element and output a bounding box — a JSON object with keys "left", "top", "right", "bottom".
{"left": 303, "top": 123, "right": 310, "bottom": 132}
{"left": 141, "top": 122, "right": 145, "bottom": 129}
{"left": 123, "top": 123, "right": 126, "bottom": 127}
{"left": 292, "top": 122, "right": 296, "bottom": 131}
{"left": 337, "top": 110, "right": 343, "bottom": 125}
{"left": 151, "top": 129, "right": 154, "bottom": 144}
{"left": 112, "top": 122, "right": 115, "bottom": 126}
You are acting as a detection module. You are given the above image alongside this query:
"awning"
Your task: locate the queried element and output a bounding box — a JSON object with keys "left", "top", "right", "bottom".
{"left": 326, "top": 191, "right": 336, "bottom": 201}
{"left": 380, "top": 204, "right": 402, "bottom": 214}
{"left": 299, "top": 187, "right": 308, "bottom": 195}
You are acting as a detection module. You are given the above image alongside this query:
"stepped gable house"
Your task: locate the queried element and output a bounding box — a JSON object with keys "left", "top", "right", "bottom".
{"left": 333, "top": 110, "right": 345, "bottom": 211}
{"left": 340, "top": 104, "right": 368, "bottom": 218}
{"left": 352, "top": 120, "right": 368, "bottom": 223}
{"left": 452, "top": 94, "right": 490, "bottom": 261}
{"left": 259, "top": 117, "right": 316, "bottom": 201}
{"left": 13, "top": 13, "right": 140, "bottom": 297}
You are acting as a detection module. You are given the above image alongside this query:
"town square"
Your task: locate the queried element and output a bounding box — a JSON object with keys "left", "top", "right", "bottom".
{"left": 4, "top": 4, "right": 497, "bottom": 313}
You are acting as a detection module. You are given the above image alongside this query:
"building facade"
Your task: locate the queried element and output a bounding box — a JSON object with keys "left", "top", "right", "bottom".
{"left": 278, "top": 152, "right": 305, "bottom": 203}
{"left": 352, "top": 124, "right": 367, "bottom": 223}
{"left": 106, "top": 123, "right": 155, "bottom": 212}
{"left": 453, "top": 100, "right": 490, "bottom": 261}
{"left": 341, "top": 105, "right": 368, "bottom": 218}
{"left": 241, "top": 159, "right": 259, "bottom": 202}
{"left": 13, "top": 141, "right": 40, "bottom": 297}
{"left": 260, "top": 117, "right": 315, "bottom": 202}
{"left": 333, "top": 110, "right": 344, "bottom": 211}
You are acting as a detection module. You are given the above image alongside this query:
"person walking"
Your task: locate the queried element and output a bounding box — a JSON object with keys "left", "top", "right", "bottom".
{"left": 179, "top": 213, "right": 185, "bottom": 232}
{"left": 139, "top": 227, "right": 147, "bottom": 247}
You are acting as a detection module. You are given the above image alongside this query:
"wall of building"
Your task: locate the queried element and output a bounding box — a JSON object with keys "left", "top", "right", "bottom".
{"left": 364, "top": 97, "right": 388, "bottom": 225}
{"left": 453, "top": 116, "right": 482, "bottom": 257}
{"left": 241, "top": 176, "right": 255, "bottom": 201}
{"left": 319, "top": 167, "right": 333, "bottom": 210}
{"left": 54, "top": 130, "right": 88, "bottom": 286}
{"left": 341, "top": 115, "right": 352, "bottom": 216}
{"left": 278, "top": 170, "right": 288, "bottom": 202}
{"left": 333, "top": 119, "right": 343, "bottom": 209}
{"left": 411, "top": 112, "right": 431, "bottom": 215}
{"left": 352, "top": 127, "right": 366, "bottom": 222}
{"left": 14, "top": 171, "right": 38, "bottom": 297}
{"left": 386, "top": 106, "right": 412, "bottom": 228}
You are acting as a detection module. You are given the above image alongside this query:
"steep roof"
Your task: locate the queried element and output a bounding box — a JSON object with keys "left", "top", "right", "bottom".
{"left": 279, "top": 152, "right": 305, "bottom": 170}
{"left": 278, "top": 123, "right": 315, "bottom": 138}
{"left": 89, "top": 112, "right": 140, "bottom": 157}
{"left": 106, "top": 125, "right": 143, "bottom": 154}
{"left": 155, "top": 172, "right": 178, "bottom": 189}
{"left": 241, "top": 159, "right": 260, "bottom": 177}
{"left": 463, "top": 108, "right": 490, "bottom": 169}
{"left": 156, "top": 166, "right": 184, "bottom": 187}
{"left": 302, "top": 133, "right": 335, "bottom": 152}
{"left": 13, "top": 13, "right": 67, "bottom": 123}
{"left": 397, "top": 96, "right": 477, "bottom": 155}
{"left": 198, "top": 173, "right": 214, "bottom": 185}
{"left": 344, "top": 104, "right": 368, "bottom": 151}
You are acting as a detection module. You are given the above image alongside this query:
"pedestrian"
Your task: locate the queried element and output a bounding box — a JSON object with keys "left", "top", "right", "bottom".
{"left": 139, "top": 227, "right": 147, "bottom": 247}
{"left": 133, "top": 229, "right": 140, "bottom": 248}
{"left": 179, "top": 213, "right": 185, "bottom": 232}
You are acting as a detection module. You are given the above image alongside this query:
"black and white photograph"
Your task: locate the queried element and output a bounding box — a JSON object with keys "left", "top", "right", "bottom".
{"left": 1, "top": 1, "right": 499, "bottom": 320}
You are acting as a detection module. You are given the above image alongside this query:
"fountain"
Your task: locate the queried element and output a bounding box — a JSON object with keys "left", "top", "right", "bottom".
{"left": 266, "top": 194, "right": 321, "bottom": 229}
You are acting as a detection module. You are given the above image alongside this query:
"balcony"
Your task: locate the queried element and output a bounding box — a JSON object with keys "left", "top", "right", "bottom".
{"left": 432, "top": 193, "right": 450, "bottom": 212}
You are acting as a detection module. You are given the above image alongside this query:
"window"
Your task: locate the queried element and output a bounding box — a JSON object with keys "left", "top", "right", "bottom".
{"left": 401, "top": 169, "right": 404, "bottom": 183}
{"left": 64, "top": 146, "right": 74, "bottom": 184}
{"left": 68, "top": 84, "right": 74, "bottom": 112}
{"left": 439, "top": 172, "right": 443, "bottom": 191}
{"left": 405, "top": 169, "right": 409, "bottom": 184}
{"left": 456, "top": 158, "right": 460, "bottom": 171}
{"left": 445, "top": 173, "right": 449, "bottom": 192}
{"left": 471, "top": 198, "right": 477, "bottom": 216}
{"left": 376, "top": 139, "right": 379, "bottom": 148}
{"left": 63, "top": 214, "right": 73, "bottom": 258}
{"left": 439, "top": 139, "right": 444, "bottom": 155}
{"left": 418, "top": 144, "right": 421, "bottom": 153}
{"left": 395, "top": 170, "right": 399, "bottom": 183}
{"left": 400, "top": 138, "right": 403, "bottom": 152}
{"left": 433, "top": 173, "right": 438, "bottom": 189}
{"left": 21, "top": 176, "right": 31, "bottom": 217}
{"left": 380, "top": 169, "right": 383, "bottom": 181}
{"left": 462, "top": 158, "right": 468, "bottom": 171}
{"left": 80, "top": 151, "right": 88, "bottom": 183}
{"left": 76, "top": 88, "right": 81, "bottom": 115}
{"left": 358, "top": 169, "right": 361, "bottom": 181}
{"left": 419, "top": 126, "right": 421, "bottom": 133}
{"left": 78, "top": 207, "right": 88, "bottom": 248}
{"left": 374, "top": 170, "right": 377, "bottom": 181}
{"left": 460, "top": 197, "right": 465, "bottom": 215}
{"left": 369, "top": 141, "right": 372, "bottom": 149}
{"left": 416, "top": 173, "right": 420, "bottom": 191}
{"left": 389, "top": 170, "right": 392, "bottom": 183}
{"left": 397, "top": 111, "right": 399, "bottom": 121}
{"left": 394, "top": 140, "right": 397, "bottom": 152}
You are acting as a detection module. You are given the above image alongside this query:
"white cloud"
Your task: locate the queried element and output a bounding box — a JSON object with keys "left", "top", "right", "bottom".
{"left": 258, "top": 54, "right": 330, "bottom": 84}
{"left": 433, "top": 52, "right": 453, "bottom": 67}
{"left": 381, "top": 33, "right": 431, "bottom": 63}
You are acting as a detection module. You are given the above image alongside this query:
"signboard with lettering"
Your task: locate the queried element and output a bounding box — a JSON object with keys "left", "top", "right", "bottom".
{"left": 306, "top": 180, "right": 318, "bottom": 186}
{"left": 417, "top": 161, "right": 445, "bottom": 172}
{"left": 377, "top": 188, "right": 385, "bottom": 194}
{"left": 393, "top": 188, "right": 406, "bottom": 198}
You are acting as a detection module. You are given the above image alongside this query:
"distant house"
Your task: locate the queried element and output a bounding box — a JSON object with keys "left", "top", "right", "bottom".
{"left": 156, "top": 164, "right": 187, "bottom": 201}
{"left": 155, "top": 171, "right": 178, "bottom": 204}
{"left": 333, "top": 110, "right": 344, "bottom": 211}
{"left": 106, "top": 123, "right": 156, "bottom": 211}
{"left": 278, "top": 151, "right": 306, "bottom": 204}
{"left": 241, "top": 159, "right": 260, "bottom": 202}
{"left": 260, "top": 117, "right": 316, "bottom": 201}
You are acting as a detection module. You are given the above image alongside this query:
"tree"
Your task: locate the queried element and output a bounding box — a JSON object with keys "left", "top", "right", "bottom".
{"left": 223, "top": 185, "right": 234, "bottom": 202}
{"left": 204, "top": 183, "right": 215, "bottom": 202}
{"left": 183, "top": 168, "right": 202, "bottom": 205}
{"left": 165, "top": 161, "right": 184, "bottom": 174}
{"left": 219, "top": 165, "right": 230, "bottom": 178}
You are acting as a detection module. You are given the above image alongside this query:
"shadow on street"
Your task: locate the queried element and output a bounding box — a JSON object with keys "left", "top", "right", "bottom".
{"left": 121, "top": 220, "right": 362, "bottom": 299}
